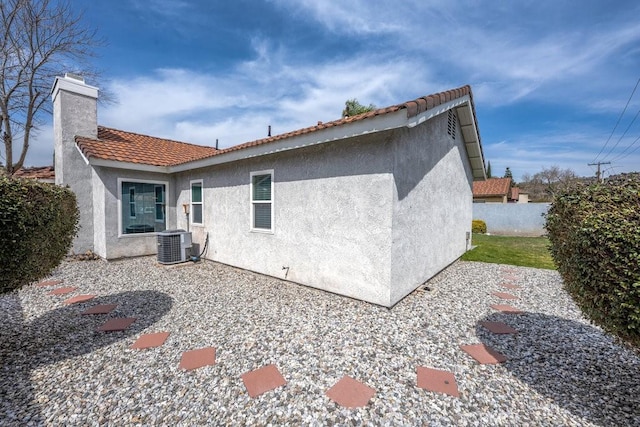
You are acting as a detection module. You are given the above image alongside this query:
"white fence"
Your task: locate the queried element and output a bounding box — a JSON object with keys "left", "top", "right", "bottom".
{"left": 472, "top": 203, "right": 550, "bottom": 236}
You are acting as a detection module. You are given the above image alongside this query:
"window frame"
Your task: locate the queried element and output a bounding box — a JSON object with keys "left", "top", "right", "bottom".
{"left": 190, "top": 179, "right": 204, "bottom": 226}
{"left": 249, "top": 169, "right": 274, "bottom": 233}
{"left": 117, "top": 178, "right": 169, "bottom": 238}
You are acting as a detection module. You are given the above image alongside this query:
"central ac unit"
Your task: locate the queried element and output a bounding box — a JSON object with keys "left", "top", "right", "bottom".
{"left": 157, "top": 229, "right": 192, "bottom": 264}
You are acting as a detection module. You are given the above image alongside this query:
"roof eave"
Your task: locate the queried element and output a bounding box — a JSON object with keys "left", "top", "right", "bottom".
{"left": 83, "top": 89, "right": 486, "bottom": 177}
{"left": 89, "top": 157, "right": 171, "bottom": 173}
{"left": 455, "top": 101, "right": 486, "bottom": 182}
{"left": 169, "top": 109, "right": 409, "bottom": 173}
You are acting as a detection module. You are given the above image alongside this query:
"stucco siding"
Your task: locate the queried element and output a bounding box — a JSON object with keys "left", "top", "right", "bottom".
{"left": 53, "top": 89, "right": 97, "bottom": 253}
{"left": 94, "top": 167, "right": 176, "bottom": 259}
{"left": 389, "top": 112, "right": 474, "bottom": 305}
{"left": 175, "top": 134, "right": 395, "bottom": 306}
{"left": 92, "top": 168, "right": 107, "bottom": 257}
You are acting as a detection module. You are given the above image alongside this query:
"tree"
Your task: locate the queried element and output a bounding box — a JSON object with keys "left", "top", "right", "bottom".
{"left": 503, "top": 166, "right": 516, "bottom": 187}
{"left": 342, "top": 98, "right": 376, "bottom": 118}
{"left": 520, "top": 166, "right": 578, "bottom": 202}
{"left": 1, "top": 0, "right": 100, "bottom": 175}
{"left": 486, "top": 161, "right": 492, "bottom": 178}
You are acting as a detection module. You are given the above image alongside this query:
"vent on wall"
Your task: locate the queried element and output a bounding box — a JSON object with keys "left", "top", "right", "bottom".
{"left": 447, "top": 109, "right": 457, "bottom": 140}
{"left": 157, "top": 230, "right": 192, "bottom": 264}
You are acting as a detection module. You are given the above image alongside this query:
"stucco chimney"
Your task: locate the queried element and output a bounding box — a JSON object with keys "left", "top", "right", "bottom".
{"left": 51, "top": 73, "right": 99, "bottom": 253}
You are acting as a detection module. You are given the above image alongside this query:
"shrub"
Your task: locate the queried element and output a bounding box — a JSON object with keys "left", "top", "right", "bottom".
{"left": 0, "top": 176, "right": 79, "bottom": 293}
{"left": 472, "top": 219, "right": 487, "bottom": 234}
{"left": 545, "top": 173, "right": 640, "bottom": 347}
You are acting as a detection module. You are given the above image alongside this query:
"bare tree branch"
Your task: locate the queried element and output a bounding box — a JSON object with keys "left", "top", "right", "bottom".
{"left": 0, "top": 0, "right": 102, "bottom": 175}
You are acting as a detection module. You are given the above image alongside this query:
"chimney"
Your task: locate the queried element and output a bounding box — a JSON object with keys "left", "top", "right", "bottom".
{"left": 51, "top": 73, "right": 98, "bottom": 183}
{"left": 51, "top": 73, "right": 99, "bottom": 253}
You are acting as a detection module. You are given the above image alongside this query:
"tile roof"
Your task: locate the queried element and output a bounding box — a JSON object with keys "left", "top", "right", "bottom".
{"left": 76, "top": 85, "right": 477, "bottom": 167}
{"left": 76, "top": 127, "right": 219, "bottom": 167}
{"left": 473, "top": 177, "right": 512, "bottom": 197}
{"left": 510, "top": 187, "right": 519, "bottom": 200}
{"left": 13, "top": 166, "right": 55, "bottom": 180}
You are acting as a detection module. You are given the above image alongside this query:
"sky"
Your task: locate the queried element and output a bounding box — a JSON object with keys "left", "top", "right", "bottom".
{"left": 23, "top": 0, "right": 640, "bottom": 181}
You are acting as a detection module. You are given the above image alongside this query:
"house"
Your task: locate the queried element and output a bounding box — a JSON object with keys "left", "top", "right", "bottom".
{"left": 13, "top": 166, "right": 55, "bottom": 183}
{"left": 509, "top": 186, "right": 529, "bottom": 203}
{"left": 472, "top": 177, "right": 525, "bottom": 203}
{"left": 51, "top": 73, "right": 486, "bottom": 307}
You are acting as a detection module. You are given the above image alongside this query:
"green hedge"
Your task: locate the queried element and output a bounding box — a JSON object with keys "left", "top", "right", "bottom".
{"left": 472, "top": 219, "right": 487, "bottom": 234}
{"left": 0, "top": 176, "right": 79, "bottom": 294}
{"left": 545, "top": 173, "right": 640, "bottom": 347}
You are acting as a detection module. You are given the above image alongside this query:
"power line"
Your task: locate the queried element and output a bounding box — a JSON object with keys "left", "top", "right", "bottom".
{"left": 610, "top": 133, "right": 640, "bottom": 162}
{"left": 594, "top": 77, "right": 640, "bottom": 162}
{"left": 601, "top": 107, "right": 640, "bottom": 161}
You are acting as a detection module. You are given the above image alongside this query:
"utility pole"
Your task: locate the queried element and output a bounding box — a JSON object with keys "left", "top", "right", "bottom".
{"left": 588, "top": 161, "right": 611, "bottom": 182}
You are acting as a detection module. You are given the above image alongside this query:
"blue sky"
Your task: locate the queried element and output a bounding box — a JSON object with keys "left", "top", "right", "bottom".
{"left": 26, "top": 0, "right": 640, "bottom": 181}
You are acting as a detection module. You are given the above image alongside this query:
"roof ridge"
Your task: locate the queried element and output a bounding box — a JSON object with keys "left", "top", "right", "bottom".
{"left": 208, "top": 85, "right": 473, "bottom": 155}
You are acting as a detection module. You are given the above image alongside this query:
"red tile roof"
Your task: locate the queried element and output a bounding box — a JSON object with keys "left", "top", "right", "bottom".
{"left": 473, "top": 177, "right": 512, "bottom": 197}
{"left": 76, "top": 85, "right": 476, "bottom": 167}
{"left": 510, "top": 187, "right": 519, "bottom": 200}
{"left": 76, "top": 127, "right": 219, "bottom": 167}
{"left": 13, "top": 166, "right": 55, "bottom": 181}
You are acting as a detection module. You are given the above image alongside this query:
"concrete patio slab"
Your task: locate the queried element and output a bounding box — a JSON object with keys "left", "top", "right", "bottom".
{"left": 241, "top": 364, "right": 287, "bottom": 398}
{"left": 479, "top": 321, "right": 518, "bottom": 334}
{"left": 179, "top": 347, "right": 216, "bottom": 371}
{"left": 490, "top": 304, "right": 523, "bottom": 314}
{"left": 36, "top": 280, "right": 64, "bottom": 287}
{"left": 63, "top": 294, "right": 96, "bottom": 305}
{"left": 492, "top": 292, "right": 518, "bottom": 300}
{"left": 326, "top": 375, "right": 375, "bottom": 408}
{"left": 460, "top": 344, "right": 507, "bottom": 364}
{"left": 416, "top": 366, "right": 459, "bottom": 397}
{"left": 97, "top": 317, "right": 137, "bottom": 332}
{"left": 130, "top": 332, "right": 170, "bottom": 349}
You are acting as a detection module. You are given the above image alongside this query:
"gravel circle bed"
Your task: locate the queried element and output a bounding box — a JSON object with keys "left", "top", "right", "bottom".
{"left": 1, "top": 257, "right": 638, "bottom": 426}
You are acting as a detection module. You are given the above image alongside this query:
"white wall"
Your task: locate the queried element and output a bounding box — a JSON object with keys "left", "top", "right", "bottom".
{"left": 53, "top": 82, "right": 97, "bottom": 253}
{"left": 389, "top": 113, "right": 474, "bottom": 305}
{"left": 175, "top": 133, "right": 396, "bottom": 306}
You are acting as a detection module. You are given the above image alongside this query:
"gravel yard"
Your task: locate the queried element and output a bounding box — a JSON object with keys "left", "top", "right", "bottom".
{"left": 1, "top": 257, "right": 638, "bottom": 426}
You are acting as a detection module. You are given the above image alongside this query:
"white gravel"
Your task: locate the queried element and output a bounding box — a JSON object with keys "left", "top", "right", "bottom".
{"left": 1, "top": 257, "right": 638, "bottom": 426}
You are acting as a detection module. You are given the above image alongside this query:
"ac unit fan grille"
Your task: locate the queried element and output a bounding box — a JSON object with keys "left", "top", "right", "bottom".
{"left": 158, "top": 234, "right": 182, "bottom": 264}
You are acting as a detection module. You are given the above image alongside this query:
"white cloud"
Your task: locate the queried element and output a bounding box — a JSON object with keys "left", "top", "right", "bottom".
{"left": 96, "top": 44, "right": 435, "bottom": 149}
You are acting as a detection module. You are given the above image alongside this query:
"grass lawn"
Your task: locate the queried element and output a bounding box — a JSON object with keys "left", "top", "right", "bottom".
{"left": 462, "top": 234, "right": 556, "bottom": 270}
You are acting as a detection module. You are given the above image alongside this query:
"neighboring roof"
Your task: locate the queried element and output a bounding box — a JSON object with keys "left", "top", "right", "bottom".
{"left": 473, "top": 177, "right": 512, "bottom": 197}
{"left": 510, "top": 187, "right": 519, "bottom": 200}
{"left": 76, "top": 85, "right": 485, "bottom": 179}
{"left": 13, "top": 166, "right": 55, "bottom": 181}
{"left": 76, "top": 127, "right": 219, "bottom": 167}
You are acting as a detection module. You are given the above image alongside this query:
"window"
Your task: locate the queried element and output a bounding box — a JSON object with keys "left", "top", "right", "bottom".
{"left": 129, "top": 188, "right": 136, "bottom": 218}
{"left": 155, "top": 185, "right": 164, "bottom": 222}
{"left": 191, "top": 180, "right": 203, "bottom": 225}
{"left": 250, "top": 170, "right": 273, "bottom": 232}
{"left": 120, "top": 180, "right": 167, "bottom": 235}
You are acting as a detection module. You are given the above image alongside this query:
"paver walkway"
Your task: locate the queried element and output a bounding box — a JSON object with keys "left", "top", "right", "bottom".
{"left": 34, "top": 266, "right": 531, "bottom": 407}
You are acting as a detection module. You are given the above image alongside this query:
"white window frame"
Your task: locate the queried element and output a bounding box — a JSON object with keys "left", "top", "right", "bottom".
{"left": 250, "top": 169, "right": 274, "bottom": 233}
{"left": 190, "top": 179, "right": 204, "bottom": 226}
{"left": 117, "top": 177, "right": 169, "bottom": 238}
{"left": 154, "top": 185, "right": 165, "bottom": 223}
